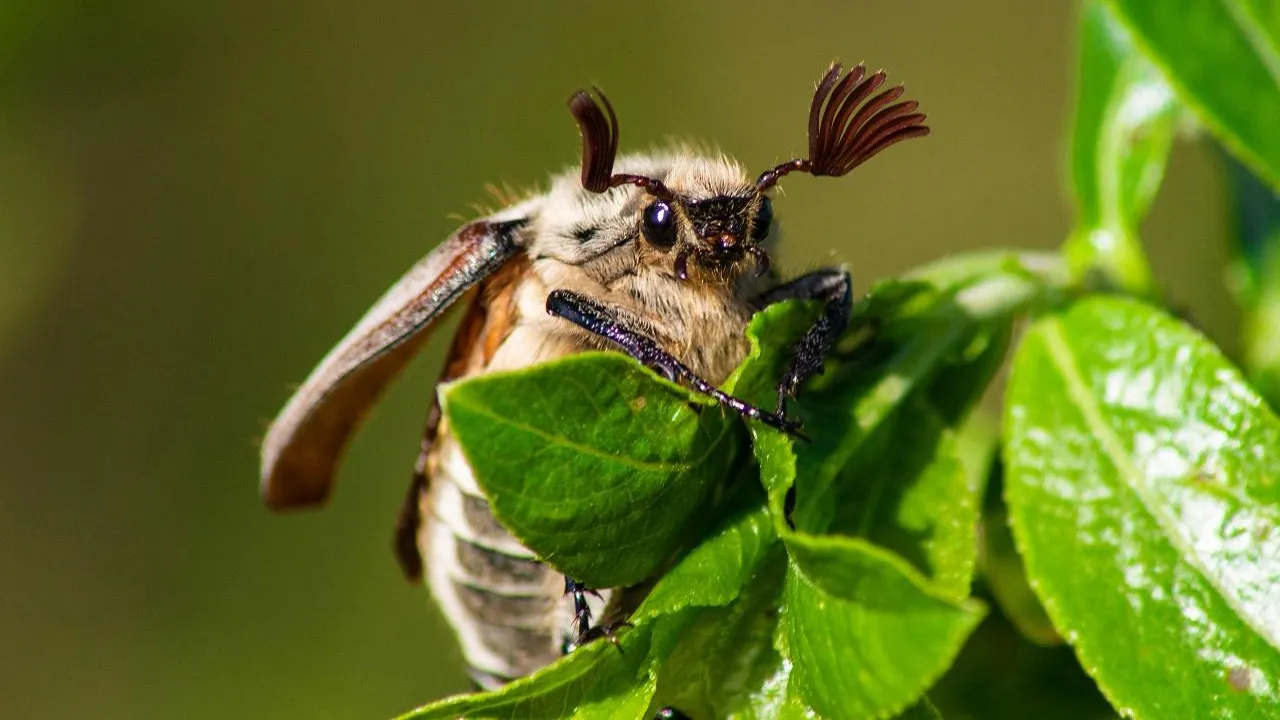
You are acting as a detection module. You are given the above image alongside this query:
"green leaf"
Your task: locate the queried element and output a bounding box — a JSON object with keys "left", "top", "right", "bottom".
{"left": 1004, "top": 296, "right": 1280, "bottom": 718}
{"left": 643, "top": 489, "right": 791, "bottom": 718}
{"left": 980, "top": 499, "right": 1063, "bottom": 646}
{"left": 394, "top": 619, "right": 661, "bottom": 720}
{"left": 721, "top": 299, "right": 824, "bottom": 406}
{"left": 442, "top": 353, "right": 742, "bottom": 588}
{"left": 978, "top": 456, "right": 1061, "bottom": 647}
{"left": 822, "top": 326, "right": 1010, "bottom": 602}
{"left": 737, "top": 269, "right": 1016, "bottom": 719}
{"left": 781, "top": 532, "right": 985, "bottom": 719}
{"left": 892, "top": 696, "right": 944, "bottom": 720}
{"left": 398, "top": 484, "right": 777, "bottom": 720}
{"left": 928, "top": 610, "right": 1117, "bottom": 720}
{"left": 788, "top": 297, "right": 971, "bottom": 533}
{"left": 924, "top": 323, "right": 1013, "bottom": 428}
{"left": 654, "top": 539, "right": 796, "bottom": 719}
{"left": 1105, "top": 0, "right": 1280, "bottom": 191}
{"left": 953, "top": 411, "right": 1000, "bottom": 499}
{"left": 634, "top": 484, "right": 778, "bottom": 622}
{"left": 1064, "top": 0, "right": 1178, "bottom": 295}
{"left": 829, "top": 401, "right": 978, "bottom": 602}
{"left": 790, "top": 266, "right": 1031, "bottom": 535}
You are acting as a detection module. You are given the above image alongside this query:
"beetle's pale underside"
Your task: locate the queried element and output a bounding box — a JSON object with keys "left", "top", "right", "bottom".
{"left": 261, "top": 61, "right": 927, "bottom": 691}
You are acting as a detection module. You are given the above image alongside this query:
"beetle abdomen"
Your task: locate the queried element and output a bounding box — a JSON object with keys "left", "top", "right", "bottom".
{"left": 420, "top": 429, "right": 609, "bottom": 688}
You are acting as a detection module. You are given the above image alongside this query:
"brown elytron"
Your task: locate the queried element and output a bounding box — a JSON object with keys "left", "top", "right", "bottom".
{"left": 260, "top": 62, "right": 927, "bottom": 688}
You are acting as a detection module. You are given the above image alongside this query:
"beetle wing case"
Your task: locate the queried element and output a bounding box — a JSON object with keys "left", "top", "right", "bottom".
{"left": 260, "top": 200, "right": 539, "bottom": 510}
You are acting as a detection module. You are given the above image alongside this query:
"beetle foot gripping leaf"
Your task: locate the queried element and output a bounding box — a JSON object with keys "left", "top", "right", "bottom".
{"left": 562, "top": 577, "right": 602, "bottom": 652}
{"left": 750, "top": 267, "right": 854, "bottom": 418}
{"left": 575, "top": 620, "right": 634, "bottom": 654}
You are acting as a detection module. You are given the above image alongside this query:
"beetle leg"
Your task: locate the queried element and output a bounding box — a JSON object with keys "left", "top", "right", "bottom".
{"left": 562, "top": 576, "right": 595, "bottom": 651}
{"left": 545, "top": 289, "right": 803, "bottom": 435}
{"left": 751, "top": 268, "right": 853, "bottom": 415}
{"left": 562, "top": 576, "right": 626, "bottom": 655}
{"left": 576, "top": 620, "right": 633, "bottom": 651}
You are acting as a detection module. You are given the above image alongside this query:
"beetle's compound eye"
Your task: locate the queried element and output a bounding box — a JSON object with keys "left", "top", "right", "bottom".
{"left": 642, "top": 200, "right": 677, "bottom": 248}
{"left": 752, "top": 197, "right": 773, "bottom": 241}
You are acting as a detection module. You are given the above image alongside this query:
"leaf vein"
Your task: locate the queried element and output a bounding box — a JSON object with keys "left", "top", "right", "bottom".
{"left": 1041, "top": 317, "right": 1280, "bottom": 652}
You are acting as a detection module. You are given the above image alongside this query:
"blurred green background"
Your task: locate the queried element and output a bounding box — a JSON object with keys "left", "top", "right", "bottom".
{"left": 0, "top": 2, "right": 1231, "bottom": 718}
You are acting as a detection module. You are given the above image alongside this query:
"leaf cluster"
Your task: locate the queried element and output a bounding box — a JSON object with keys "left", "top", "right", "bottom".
{"left": 401, "top": 2, "right": 1280, "bottom": 717}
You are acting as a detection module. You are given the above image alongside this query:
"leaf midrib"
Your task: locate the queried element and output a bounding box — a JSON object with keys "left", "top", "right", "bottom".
{"left": 448, "top": 391, "right": 699, "bottom": 474}
{"left": 1040, "top": 316, "right": 1280, "bottom": 653}
{"left": 1215, "top": 0, "right": 1280, "bottom": 90}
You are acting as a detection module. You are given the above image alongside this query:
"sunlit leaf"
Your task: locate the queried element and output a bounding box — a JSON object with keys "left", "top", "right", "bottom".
{"left": 736, "top": 276, "right": 1008, "bottom": 718}
{"left": 1005, "top": 296, "right": 1280, "bottom": 718}
{"left": 829, "top": 402, "right": 977, "bottom": 602}
{"left": 1064, "top": 0, "right": 1178, "bottom": 295}
{"left": 790, "top": 262, "right": 1041, "bottom": 534}
{"left": 653, "top": 533, "right": 794, "bottom": 719}
{"left": 781, "top": 532, "right": 985, "bottom": 719}
{"left": 1105, "top": 0, "right": 1280, "bottom": 191}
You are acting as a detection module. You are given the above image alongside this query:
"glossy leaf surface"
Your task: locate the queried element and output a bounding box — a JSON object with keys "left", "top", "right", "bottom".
{"left": 1005, "top": 296, "right": 1280, "bottom": 718}
{"left": 781, "top": 532, "right": 984, "bottom": 719}
{"left": 740, "top": 258, "right": 1045, "bottom": 717}
{"left": 1064, "top": 0, "right": 1178, "bottom": 295}
{"left": 1106, "top": 0, "right": 1280, "bottom": 190}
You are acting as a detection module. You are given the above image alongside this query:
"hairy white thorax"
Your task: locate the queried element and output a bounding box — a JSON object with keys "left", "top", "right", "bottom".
{"left": 517, "top": 152, "right": 769, "bottom": 383}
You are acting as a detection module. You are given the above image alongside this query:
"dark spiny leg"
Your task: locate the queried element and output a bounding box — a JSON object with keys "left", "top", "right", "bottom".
{"left": 752, "top": 268, "right": 852, "bottom": 415}
{"left": 546, "top": 289, "right": 803, "bottom": 435}
{"left": 393, "top": 401, "right": 443, "bottom": 581}
{"left": 576, "top": 619, "right": 633, "bottom": 650}
{"left": 562, "top": 576, "right": 633, "bottom": 655}
{"left": 563, "top": 576, "right": 594, "bottom": 651}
